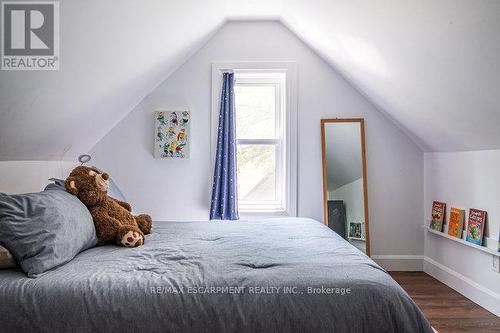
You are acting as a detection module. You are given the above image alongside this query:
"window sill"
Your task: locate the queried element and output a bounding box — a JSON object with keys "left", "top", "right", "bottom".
{"left": 238, "top": 210, "right": 291, "bottom": 220}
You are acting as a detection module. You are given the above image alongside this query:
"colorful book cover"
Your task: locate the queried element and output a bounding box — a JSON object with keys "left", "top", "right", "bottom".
{"left": 429, "top": 201, "right": 446, "bottom": 231}
{"left": 465, "top": 209, "right": 487, "bottom": 245}
{"left": 447, "top": 208, "right": 465, "bottom": 238}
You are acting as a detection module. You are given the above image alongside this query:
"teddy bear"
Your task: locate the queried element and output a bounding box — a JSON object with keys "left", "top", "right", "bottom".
{"left": 65, "top": 166, "right": 152, "bottom": 247}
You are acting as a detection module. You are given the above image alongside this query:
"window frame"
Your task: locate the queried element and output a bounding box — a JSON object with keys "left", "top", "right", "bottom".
{"left": 211, "top": 62, "right": 297, "bottom": 217}
{"left": 234, "top": 73, "right": 286, "bottom": 212}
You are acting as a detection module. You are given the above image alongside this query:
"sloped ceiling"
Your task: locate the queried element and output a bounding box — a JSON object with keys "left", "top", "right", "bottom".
{"left": 0, "top": 0, "right": 231, "bottom": 160}
{"left": 283, "top": 0, "right": 500, "bottom": 151}
{"left": 1, "top": 0, "right": 499, "bottom": 160}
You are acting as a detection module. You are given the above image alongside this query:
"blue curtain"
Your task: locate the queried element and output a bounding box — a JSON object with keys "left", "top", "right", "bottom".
{"left": 210, "top": 72, "right": 239, "bottom": 220}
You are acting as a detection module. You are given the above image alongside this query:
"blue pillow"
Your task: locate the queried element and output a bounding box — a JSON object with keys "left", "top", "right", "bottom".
{"left": 0, "top": 185, "right": 97, "bottom": 277}
{"left": 91, "top": 166, "right": 127, "bottom": 201}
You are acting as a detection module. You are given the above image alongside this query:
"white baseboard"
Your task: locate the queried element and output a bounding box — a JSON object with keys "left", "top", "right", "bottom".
{"left": 371, "top": 255, "right": 424, "bottom": 271}
{"left": 423, "top": 257, "right": 500, "bottom": 317}
{"left": 371, "top": 254, "right": 500, "bottom": 316}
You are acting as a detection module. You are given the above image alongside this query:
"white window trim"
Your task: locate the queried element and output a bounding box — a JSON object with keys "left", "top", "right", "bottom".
{"left": 210, "top": 62, "right": 298, "bottom": 218}
{"left": 235, "top": 73, "right": 286, "bottom": 213}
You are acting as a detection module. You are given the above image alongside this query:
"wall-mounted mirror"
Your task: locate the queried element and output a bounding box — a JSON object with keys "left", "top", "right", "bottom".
{"left": 321, "top": 119, "right": 370, "bottom": 256}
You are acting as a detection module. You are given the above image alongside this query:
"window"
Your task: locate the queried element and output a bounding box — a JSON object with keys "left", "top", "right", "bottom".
{"left": 234, "top": 72, "right": 286, "bottom": 213}
{"left": 211, "top": 63, "right": 297, "bottom": 216}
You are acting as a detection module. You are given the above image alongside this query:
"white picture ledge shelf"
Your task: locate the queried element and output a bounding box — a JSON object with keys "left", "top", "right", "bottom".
{"left": 426, "top": 227, "right": 500, "bottom": 257}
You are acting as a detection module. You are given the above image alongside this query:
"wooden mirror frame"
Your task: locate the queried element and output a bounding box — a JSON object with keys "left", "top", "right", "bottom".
{"left": 320, "top": 118, "right": 370, "bottom": 257}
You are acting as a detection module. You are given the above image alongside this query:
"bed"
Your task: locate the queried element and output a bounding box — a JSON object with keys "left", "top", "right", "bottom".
{"left": 0, "top": 218, "right": 433, "bottom": 333}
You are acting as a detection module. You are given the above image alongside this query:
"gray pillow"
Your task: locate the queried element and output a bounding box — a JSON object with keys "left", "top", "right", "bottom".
{"left": 0, "top": 245, "right": 17, "bottom": 269}
{"left": 0, "top": 185, "right": 97, "bottom": 277}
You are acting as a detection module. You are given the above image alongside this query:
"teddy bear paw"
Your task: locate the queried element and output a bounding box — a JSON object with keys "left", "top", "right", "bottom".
{"left": 136, "top": 214, "right": 152, "bottom": 235}
{"left": 121, "top": 230, "right": 143, "bottom": 247}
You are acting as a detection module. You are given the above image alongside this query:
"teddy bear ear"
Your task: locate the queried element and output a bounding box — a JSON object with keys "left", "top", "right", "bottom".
{"left": 65, "top": 177, "right": 78, "bottom": 195}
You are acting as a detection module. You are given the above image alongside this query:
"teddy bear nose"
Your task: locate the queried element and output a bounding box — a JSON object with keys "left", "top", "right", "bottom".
{"left": 101, "top": 173, "right": 109, "bottom": 181}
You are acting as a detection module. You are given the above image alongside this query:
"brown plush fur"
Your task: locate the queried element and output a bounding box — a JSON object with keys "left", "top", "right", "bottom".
{"left": 65, "top": 166, "right": 152, "bottom": 247}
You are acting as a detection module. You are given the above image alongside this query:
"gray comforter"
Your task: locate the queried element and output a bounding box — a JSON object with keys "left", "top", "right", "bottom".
{"left": 0, "top": 218, "right": 432, "bottom": 333}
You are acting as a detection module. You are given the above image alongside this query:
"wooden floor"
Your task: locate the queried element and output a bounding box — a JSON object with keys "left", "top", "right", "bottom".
{"left": 390, "top": 272, "right": 500, "bottom": 333}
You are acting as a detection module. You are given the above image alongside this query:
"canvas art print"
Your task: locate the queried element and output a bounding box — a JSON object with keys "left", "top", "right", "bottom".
{"left": 349, "top": 222, "right": 364, "bottom": 240}
{"left": 155, "top": 111, "right": 190, "bottom": 159}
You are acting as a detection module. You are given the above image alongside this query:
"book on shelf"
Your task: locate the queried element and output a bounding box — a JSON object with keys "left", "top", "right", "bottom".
{"left": 465, "top": 208, "right": 487, "bottom": 246}
{"left": 447, "top": 208, "right": 465, "bottom": 239}
{"left": 429, "top": 201, "right": 446, "bottom": 232}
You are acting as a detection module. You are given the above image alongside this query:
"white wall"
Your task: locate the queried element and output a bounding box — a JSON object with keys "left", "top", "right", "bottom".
{"left": 90, "top": 21, "right": 424, "bottom": 256}
{"left": 424, "top": 150, "right": 500, "bottom": 316}
{"left": 0, "top": 161, "right": 76, "bottom": 194}
{"left": 329, "top": 178, "right": 365, "bottom": 225}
